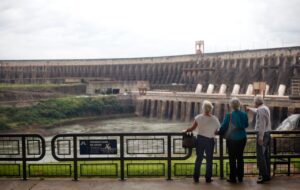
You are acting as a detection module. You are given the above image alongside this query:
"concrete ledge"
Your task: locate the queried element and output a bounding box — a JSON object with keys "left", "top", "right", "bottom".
{"left": 1, "top": 176, "right": 300, "bottom": 190}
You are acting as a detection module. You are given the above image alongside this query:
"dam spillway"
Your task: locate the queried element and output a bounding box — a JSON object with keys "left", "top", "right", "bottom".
{"left": 134, "top": 91, "right": 298, "bottom": 129}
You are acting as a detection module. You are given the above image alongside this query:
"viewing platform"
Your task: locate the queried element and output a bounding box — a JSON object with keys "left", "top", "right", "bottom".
{"left": 1, "top": 176, "right": 300, "bottom": 190}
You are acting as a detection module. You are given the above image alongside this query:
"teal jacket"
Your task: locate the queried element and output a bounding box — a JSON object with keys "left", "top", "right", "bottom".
{"left": 219, "top": 110, "right": 249, "bottom": 140}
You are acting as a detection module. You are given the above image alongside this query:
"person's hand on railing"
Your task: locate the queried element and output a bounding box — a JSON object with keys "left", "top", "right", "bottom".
{"left": 214, "top": 129, "right": 220, "bottom": 135}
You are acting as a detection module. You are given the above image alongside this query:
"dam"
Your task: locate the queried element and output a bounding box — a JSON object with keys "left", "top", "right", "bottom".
{"left": 1, "top": 46, "right": 300, "bottom": 128}
{"left": 0, "top": 46, "right": 300, "bottom": 94}
{"left": 1, "top": 46, "right": 300, "bottom": 182}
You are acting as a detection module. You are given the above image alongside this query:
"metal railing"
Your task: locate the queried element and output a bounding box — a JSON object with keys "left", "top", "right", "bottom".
{"left": 0, "top": 134, "right": 46, "bottom": 180}
{"left": 51, "top": 133, "right": 192, "bottom": 180}
{"left": 0, "top": 131, "right": 300, "bottom": 180}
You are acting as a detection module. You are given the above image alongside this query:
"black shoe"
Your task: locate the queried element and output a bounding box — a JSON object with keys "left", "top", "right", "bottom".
{"left": 256, "top": 177, "right": 270, "bottom": 184}
{"left": 227, "top": 179, "right": 237, "bottom": 183}
{"left": 238, "top": 178, "right": 243, "bottom": 183}
{"left": 193, "top": 177, "right": 199, "bottom": 183}
{"left": 206, "top": 178, "right": 213, "bottom": 183}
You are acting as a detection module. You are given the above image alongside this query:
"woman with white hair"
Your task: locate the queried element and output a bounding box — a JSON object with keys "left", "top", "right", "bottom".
{"left": 185, "top": 100, "right": 220, "bottom": 183}
{"left": 218, "top": 97, "right": 249, "bottom": 183}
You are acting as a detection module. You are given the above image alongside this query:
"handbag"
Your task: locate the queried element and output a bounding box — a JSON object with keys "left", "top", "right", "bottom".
{"left": 182, "top": 132, "right": 196, "bottom": 148}
{"left": 224, "top": 113, "right": 233, "bottom": 139}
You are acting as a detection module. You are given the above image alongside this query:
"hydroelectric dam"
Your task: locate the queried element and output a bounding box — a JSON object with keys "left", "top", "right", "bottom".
{"left": 1, "top": 46, "right": 300, "bottom": 128}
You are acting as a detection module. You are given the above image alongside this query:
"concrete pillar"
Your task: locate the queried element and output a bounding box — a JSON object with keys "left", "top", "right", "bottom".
{"left": 143, "top": 99, "right": 148, "bottom": 116}
{"left": 219, "top": 84, "right": 227, "bottom": 94}
{"left": 161, "top": 101, "right": 167, "bottom": 119}
{"left": 157, "top": 101, "right": 162, "bottom": 119}
{"left": 135, "top": 99, "right": 145, "bottom": 116}
{"left": 146, "top": 100, "right": 152, "bottom": 117}
{"left": 276, "top": 56, "right": 280, "bottom": 66}
{"left": 190, "top": 102, "right": 195, "bottom": 119}
{"left": 219, "top": 103, "right": 226, "bottom": 121}
{"left": 246, "top": 84, "right": 253, "bottom": 95}
{"left": 207, "top": 84, "right": 214, "bottom": 94}
{"left": 185, "top": 102, "right": 192, "bottom": 122}
{"left": 164, "top": 101, "right": 170, "bottom": 119}
{"left": 288, "top": 107, "right": 295, "bottom": 116}
{"left": 265, "top": 84, "right": 270, "bottom": 95}
{"left": 261, "top": 57, "right": 266, "bottom": 81}
{"left": 278, "top": 84, "right": 286, "bottom": 96}
{"left": 181, "top": 102, "right": 186, "bottom": 121}
{"left": 232, "top": 84, "right": 240, "bottom": 95}
{"left": 177, "top": 102, "right": 182, "bottom": 120}
{"left": 167, "top": 101, "right": 173, "bottom": 119}
{"left": 150, "top": 99, "right": 156, "bottom": 118}
{"left": 172, "top": 101, "right": 179, "bottom": 121}
{"left": 195, "top": 84, "right": 203, "bottom": 93}
{"left": 214, "top": 103, "right": 221, "bottom": 121}
{"left": 269, "top": 106, "right": 275, "bottom": 129}
{"left": 194, "top": 102, "right": 200, "bottom": 116}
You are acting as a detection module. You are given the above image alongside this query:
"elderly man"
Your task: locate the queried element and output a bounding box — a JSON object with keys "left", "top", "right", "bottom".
{"left": 247, "top": 96, "right": 271, "bottom": 184}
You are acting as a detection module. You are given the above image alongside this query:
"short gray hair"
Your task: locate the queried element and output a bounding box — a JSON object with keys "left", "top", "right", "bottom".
{"left": 230, "top": 97, "right": 240, "bottom": 110}
{"left": 254, "top": 96, "right": 264, "bottom": 106}
{"left": 202, "top": 100, "right": 214, "bottom": 113}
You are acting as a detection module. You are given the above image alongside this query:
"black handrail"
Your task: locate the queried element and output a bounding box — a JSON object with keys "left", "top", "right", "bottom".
{"left": 0, "top": 131, "right": 300, "bottom": 180}
{"left": 0, "top": 134, "right": 46, "bottom": 180}
{"left": 51, "top": 132, "right": 193, "bottom": 180}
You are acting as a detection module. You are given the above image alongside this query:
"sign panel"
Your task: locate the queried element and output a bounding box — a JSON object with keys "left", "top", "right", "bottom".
{"left": 80, "top": 140, "right": 117, "bottom": 155}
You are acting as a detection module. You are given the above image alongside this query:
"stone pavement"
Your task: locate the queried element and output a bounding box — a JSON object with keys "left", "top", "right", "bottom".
{"left": 1, "top": 176, "right": 300, "bottom": 190}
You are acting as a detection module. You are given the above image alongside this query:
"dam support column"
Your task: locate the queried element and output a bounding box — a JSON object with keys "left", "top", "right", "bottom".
{"left": 161, "top": 101, "right": 167, "bottom": 119}
{"left": 288, "top": 107, "right": 295, "bottom": 116}
{"left": 135, "top": 99, "right": 144, "bottom": 116}
{"left": 157, "top": 101, "right": 162, "bottom": 119}
{"left": 195, "top": 102, "right": 201, "bottom": 116}
{"left": 181, "top": 102, "right": 186, "bottom": 122}
{"left": 150, "top": 99, "right": 156, "bottom": 118}
{"left": 185, "top": 102, "right": 192, "bottom": 122}
{"left": 172, "top": 101, "right": 179, "bottom": 121}
{"left": 168, "top": 101, "right": 174, "bottom": 120}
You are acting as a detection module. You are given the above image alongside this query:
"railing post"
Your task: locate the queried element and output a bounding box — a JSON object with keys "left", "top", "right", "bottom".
{"left": 167, "top": 135, "right": 172, "bottom": 180}
{"left": 120, "top": 135, "right": 125, "bottom": 180}
{"left": 219, "top": 136, "right": 224, "bottom": 179}
{"left": 73, "top": 135, "right": 78, "bottom": 181}
{"left": 21, "top": 136, "right": 27, "bottom": 180}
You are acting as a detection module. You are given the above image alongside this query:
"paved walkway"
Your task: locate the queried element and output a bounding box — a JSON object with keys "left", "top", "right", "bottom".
{"left": 1, "top": 176, "right": 300, "bottom": 190}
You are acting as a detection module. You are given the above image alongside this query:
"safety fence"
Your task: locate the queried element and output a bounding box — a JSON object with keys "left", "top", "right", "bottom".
{"left": 0, "top": 131, "right": 299, "bottom": 180}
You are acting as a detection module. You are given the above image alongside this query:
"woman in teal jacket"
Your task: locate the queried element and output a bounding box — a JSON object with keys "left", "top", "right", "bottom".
{"left": 218, "top": 97, "right": 248, "bottom": 183}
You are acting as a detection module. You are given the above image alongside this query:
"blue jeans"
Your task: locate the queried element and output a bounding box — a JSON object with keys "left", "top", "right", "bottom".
{"left": 193, "top": 135, "right": 215, "bottom": 180}
{"left": 256, "top": 132, "right": 271, "bottom": 179}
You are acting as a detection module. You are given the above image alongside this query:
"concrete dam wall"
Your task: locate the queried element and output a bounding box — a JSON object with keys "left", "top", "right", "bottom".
{"left": 1, "top": 47, "right": 300, "bottom": 95}
{"left": 1, "top": 46, "right": 300, "bottom": 127}
{"left": 135, "top": 93, "right": 300, "bottom": 129}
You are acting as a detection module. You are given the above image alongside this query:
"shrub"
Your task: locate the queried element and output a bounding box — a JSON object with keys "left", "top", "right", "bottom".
{"left": 0, "top": 96, "right": 134, "bottom": 127}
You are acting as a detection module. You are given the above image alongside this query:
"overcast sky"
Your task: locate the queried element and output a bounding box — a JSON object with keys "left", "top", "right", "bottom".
{"left": 0, "top": 0, "right": 299, "bottom": 59}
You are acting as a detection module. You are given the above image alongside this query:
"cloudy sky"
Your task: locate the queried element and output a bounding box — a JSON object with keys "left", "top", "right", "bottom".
{"left": 0, "top": 0, "right": 299, "bottom": 59}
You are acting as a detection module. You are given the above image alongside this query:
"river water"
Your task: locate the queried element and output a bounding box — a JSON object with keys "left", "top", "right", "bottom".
{"left": 46, "top": 116, "right": 191, "bottom": 135}
{"left": 39, "top": 117, "right": 191, "bottom": 162}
